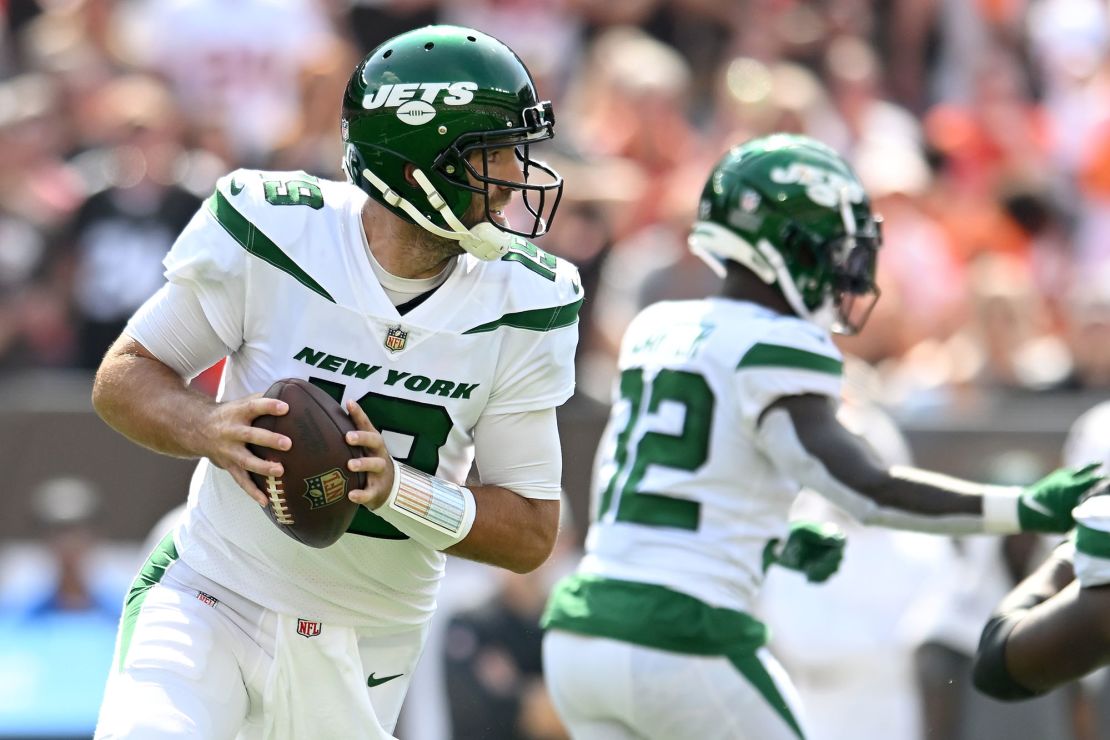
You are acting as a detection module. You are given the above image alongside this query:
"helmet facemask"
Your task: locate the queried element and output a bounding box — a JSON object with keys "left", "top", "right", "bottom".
{"left": 436, "top": 101, "right": 563, "bottom": 240}
{"left": 825, "top": 210, "right": 881, "bottom": 335}
{"left": 785, "top": 189, "right": 881, "bottom": 335}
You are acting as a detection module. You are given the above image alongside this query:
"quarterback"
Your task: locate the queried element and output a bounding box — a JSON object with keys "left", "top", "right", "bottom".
{"left": 541, "top": 134, "right": 1102, "bottom": 740}
{"left": 91, "top": 26, "right": 580, "bottom": 739}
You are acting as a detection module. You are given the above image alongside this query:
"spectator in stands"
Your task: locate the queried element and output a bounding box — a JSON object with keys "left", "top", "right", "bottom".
{"left": 444, "top": 545, "right": 573, "bottom": 740}
{"left": 59, "top": 75, "right": 202, "bottom": 369}
{"left": 119, "top": 0, "right": 335, "bottom": 166}
{"left": 18, "top": 476, "right": 119, "bottom": 620}
{"left": 0, "top": 475, "right": 123, "bottom": 736}
{"left": 0, "top": 73, "right": 80, "bottom": 370}
{"left": 1059, "top": 269, "right": 1110, "bottom": 391}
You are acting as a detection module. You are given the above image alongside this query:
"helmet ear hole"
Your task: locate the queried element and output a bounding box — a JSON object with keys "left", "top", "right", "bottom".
{"left": 781, "top": 226, "right": 815, "bottom": 271}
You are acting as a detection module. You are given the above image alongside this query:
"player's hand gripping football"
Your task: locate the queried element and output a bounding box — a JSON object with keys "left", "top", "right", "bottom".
{"left": 201, "top": 394, "right": 291, "bottom": 506}
{"left": 763, "top": 520, "right": 847, "bottom": 583}
{"left": 344, "top": 400, "right": 397, "bottom": 509}
{"left": 1018, "top": 463, "right": 1106, "bottom": 532}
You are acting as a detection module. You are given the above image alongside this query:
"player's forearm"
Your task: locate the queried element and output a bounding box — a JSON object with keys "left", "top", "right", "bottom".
{"left": 447, "top": 487, "right": 559, "bottom": 573}
{"left": 92, "top": 336, "right": 216, "bottom": 460}
{"left": 362, "top": 453, "right": 560, "bottom": 573}
{"left": 853, "top": 466, "right": 1014, "bottom": 533}
{"left": 761, "top": 407, "right": 1006, "bottom": 533}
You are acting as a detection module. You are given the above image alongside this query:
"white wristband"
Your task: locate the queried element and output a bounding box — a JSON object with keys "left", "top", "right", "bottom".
{"left": 982, "top": 487, "right": 1023, "bottom": 534}
{"left": 372, "top": 460, "right": 477, "bottom": 550}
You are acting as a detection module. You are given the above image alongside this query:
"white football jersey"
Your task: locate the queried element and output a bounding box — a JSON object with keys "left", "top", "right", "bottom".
{"left": 156, "top": 169, "right": 580, "bottom": 631}
{"left": 577, "top": 298, "right": 842, "bottom": 614}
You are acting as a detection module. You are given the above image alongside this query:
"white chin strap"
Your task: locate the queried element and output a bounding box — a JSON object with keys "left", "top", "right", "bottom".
{"left": 360, "top": 165, "right": 512, "bottom": 261}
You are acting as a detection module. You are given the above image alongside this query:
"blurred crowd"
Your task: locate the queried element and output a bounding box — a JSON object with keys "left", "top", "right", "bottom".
{"left": 4, "top": 0, "right": 1110, "bottom": 739}
{"left": 1, "top": 0, "right": 1110, "bottom": 409}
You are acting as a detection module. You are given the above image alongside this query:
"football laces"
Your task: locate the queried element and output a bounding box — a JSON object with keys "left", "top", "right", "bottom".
{"left": 266, "top": 475, "right": 294, "bottom": 525}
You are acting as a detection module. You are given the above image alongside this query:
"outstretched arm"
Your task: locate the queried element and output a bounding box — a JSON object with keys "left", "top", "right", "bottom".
{"left": 757, "top": 394, "right": 1101, "bottom": 534}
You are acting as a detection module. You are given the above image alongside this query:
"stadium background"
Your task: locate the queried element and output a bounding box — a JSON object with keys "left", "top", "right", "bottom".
{"left": 2, "top": 0, "right": 1110, "bottom": 737}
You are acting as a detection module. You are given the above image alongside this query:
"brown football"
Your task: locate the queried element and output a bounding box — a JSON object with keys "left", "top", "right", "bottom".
{"left": 248, "top": 378, "right": 363, "bottom": 548}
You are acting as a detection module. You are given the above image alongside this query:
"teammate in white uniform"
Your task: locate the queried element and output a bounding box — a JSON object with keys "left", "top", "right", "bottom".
{"left": 91, "top": 26, "right": 579, "bottom": 739}
{"left": 541, "top": 134, "right": 1103, "bottom": 740}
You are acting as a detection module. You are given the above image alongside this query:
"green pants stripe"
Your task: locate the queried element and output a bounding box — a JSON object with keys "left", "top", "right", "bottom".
{"left": 728, "top": 649, "right": 804, "bottom": 739}
{"left": 116, "top": 532, "right": 179, "bottom": 672}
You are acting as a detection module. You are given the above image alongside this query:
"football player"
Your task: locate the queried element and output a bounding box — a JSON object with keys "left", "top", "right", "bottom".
{"left": 540, "top": 134, "right": 1102, "bottom": 740}
{"left": 91, "top": 26, "right": 580, "bottom": 739}
{"left": 972, "top": 402, "right": 1110, "bottom": 701}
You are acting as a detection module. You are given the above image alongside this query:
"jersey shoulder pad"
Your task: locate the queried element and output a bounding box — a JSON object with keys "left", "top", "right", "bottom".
{"left": 207, "top": 169, "right": 354, "bottom": 250}
{"left": 498, "top": 238, "right": 581, "bottom": 302}
{"left": 734, "top": 313, "right": 843, "bottom": 378}
{"left": 463, "top": 239, "right": 583, "bottom": 333}
{"left": 204, "top": 170, "right": 359, "bottom": 300}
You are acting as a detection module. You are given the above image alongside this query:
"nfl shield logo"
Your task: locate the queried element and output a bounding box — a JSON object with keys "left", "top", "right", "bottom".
{"left": 740, "top": 189, "right": 761, "bottom": 212}
{"left": 303, "top": 468, "right": 347, "bottom": 509}
{"left": 297, "top": 619, "right": 322, "bottom": 638}
{"left": 384, "top": 325, "right": 408, "bottom": 353}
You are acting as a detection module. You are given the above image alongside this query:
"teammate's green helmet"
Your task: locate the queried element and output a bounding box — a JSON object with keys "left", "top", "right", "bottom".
{"left": 341, "top": 25, "right": 563, "bottom": 260}
{"left": 688, "top": 134, "right": 882, "bottom": 334}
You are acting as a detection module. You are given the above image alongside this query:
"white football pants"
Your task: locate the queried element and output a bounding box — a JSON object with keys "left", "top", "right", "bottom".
{"left": 94, "top": 556, "right": 427, "bottom": 740}
{"left": 543, "top": 630, "right": 808, "bottom": 740}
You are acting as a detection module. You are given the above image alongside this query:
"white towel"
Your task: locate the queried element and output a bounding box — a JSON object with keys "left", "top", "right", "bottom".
{"left": 263, "top": 614, "right": 394, "bottom": 740}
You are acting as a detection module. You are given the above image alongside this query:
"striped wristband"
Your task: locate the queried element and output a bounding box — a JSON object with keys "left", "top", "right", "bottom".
{"left": 372, "top": 460, "right": 477, "bottom": 550}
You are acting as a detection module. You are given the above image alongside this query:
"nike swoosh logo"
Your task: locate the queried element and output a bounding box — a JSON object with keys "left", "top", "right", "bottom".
{"left": 229, "top": 178, "right": 244, "bottom": 196}
{"left": 1022, "top": 496, "right": 1056, "bottom": 518}
{"left": 367, "top": 672, "right": 403, "bottom": 687}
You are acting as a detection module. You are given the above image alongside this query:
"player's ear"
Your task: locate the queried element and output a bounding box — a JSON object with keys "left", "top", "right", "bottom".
{"left": 402, "top": 163, "right": 418, "bottom": 187}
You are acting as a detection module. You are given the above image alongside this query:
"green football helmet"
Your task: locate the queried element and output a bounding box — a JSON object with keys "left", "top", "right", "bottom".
{"left": 341, "top": 25, "right": 563, "bottom": 260}
{"left": 688, "top": 133, "right": 882, "bottom": 334}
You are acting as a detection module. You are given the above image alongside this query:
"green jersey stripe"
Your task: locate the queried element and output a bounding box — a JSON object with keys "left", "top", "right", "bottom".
{"left": 736, "top": 342, "right": 842, "bottom": 375}
{"left": 541, "top": 574, "right": 768, "bottom": 655}
{"left": 206, "top": 190, "right": 336, "bottom": 303}
{"left": 462, "top": 298, "right": 582, "bottom": 334}
{"left": 117, "top": 532, "right": 178, "bottom": 672}
{"left": 1076, "top": 523, "right": 1110, "bottom": 559}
